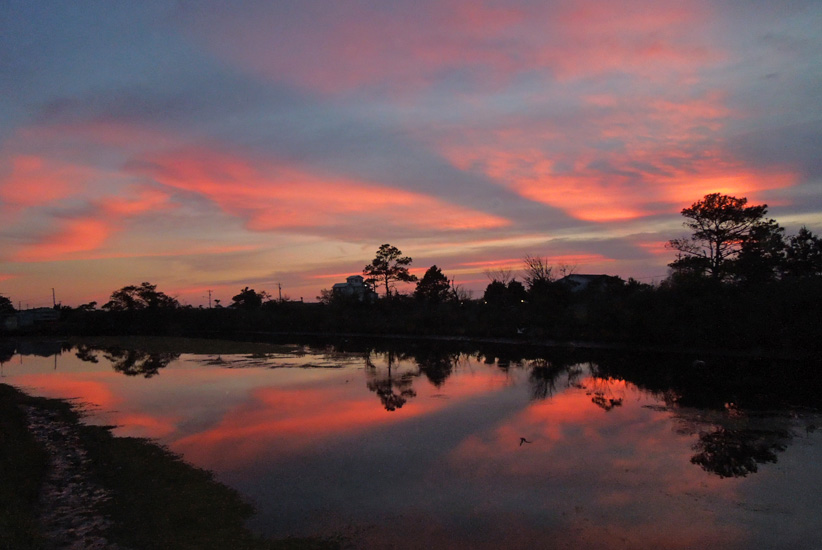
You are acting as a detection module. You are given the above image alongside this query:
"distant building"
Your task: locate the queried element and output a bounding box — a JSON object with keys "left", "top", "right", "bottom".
{"left": 332, "top": 275, "right": 378, "bottom": 302}
{"left": 15, "top": 307, "right": 61, "bottom": 327}
{"left": 558, "top": 274, "right": 623, "bottom": 292}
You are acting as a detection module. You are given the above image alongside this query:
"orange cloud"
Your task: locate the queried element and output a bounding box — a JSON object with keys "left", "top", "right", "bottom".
{"left": 132, "top": 147, "right": 508, "bottom": 233}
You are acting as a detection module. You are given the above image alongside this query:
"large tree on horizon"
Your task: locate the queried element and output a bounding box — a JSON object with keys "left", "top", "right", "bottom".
{"left": 414, "top": 265, "right": 452, "bottom": 304}
{"left": 363, "top": 244, "right": 417, "bottom": 297}
{"left": 102, "top": 282, "right": 179, "bottom": 311}
{"left": 667, "top": 193, "right": 771, "bottom": 281}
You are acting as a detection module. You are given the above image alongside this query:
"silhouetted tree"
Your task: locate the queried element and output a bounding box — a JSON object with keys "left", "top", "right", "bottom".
{"left": 667, "top": 193, "right": 770, "bottom": 281}
{"left": 522, "top": 255, "right": 554, "bottom": 289}
{"left": 0, "top": 294, "right": 14, "bottom": 314}
{"left": 363, "top": 244, "right": 417, "bottom": 297}
{"left": 784, "top": 226, "right": 822, "bottom": 278}
{"left": 484, "top": 268, "right": 514, "bottom": 285}
{"left": 733, "top": 219, "right": 786, "bottom": 284}
{"left": 483, "top": 279, "right": 527, "bottom": 306}
{"left": 102, "top": 282, "right": 179, "bottom": 311}
{"left": 414, "top": 265, "right": 452, "bottom": 304}
{"left": 231, "top": 287, "right": 269, "bottom": 309}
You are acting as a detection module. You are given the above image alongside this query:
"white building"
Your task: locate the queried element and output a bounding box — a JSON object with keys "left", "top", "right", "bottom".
{"left": 332, "top": 275, "right": 377, "bottom": 302}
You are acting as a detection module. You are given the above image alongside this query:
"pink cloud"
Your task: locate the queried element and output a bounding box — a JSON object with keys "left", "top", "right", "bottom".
{"left": 11, "top": 186, "right": 175, "bottom": 263}
{"left": 12, "top": 218, "right": 113, "bottom": 262}
{"left": 0, "top": 155, "right": 90, "bottom": 211}
{"left": 98, "top": 187, "right": 172, "bottom": 216}
{"left": 131, "top": 147, "right": 509, "bottom": 234}
{"left": 440, "top": 88, "right": 796, "bottom": 222}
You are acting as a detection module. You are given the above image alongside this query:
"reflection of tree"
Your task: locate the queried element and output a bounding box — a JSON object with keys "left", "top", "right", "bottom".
{"left": 690, "top": 426, "right": 790, "bottom": 478}
{"left": 102, "top": 348, "right": 180, "bottom": 378}
{"left": 588, "top": 383, "right": 624, "bottom": 411}
{"left": 365, "top": 350, "right": 417, "bottom": 411}
{"left": 414, "top": 347, "right": 459, "bottom": 388}
{"left": 0, "top": 342, "right": 15, "bottom": 365}
{"left": 75, "top": 345, "right": 100, "bottom": 363}
{"left": 528, "top": 359, "right": 569, "bottom": 400}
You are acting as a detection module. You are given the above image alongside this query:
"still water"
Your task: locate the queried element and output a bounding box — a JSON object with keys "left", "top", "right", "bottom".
{"left": 2, "top": 337, "right": 821, "bottom": 549}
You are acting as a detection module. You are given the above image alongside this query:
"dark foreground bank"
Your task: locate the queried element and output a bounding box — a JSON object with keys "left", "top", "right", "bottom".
{"left": 0, "top": 383, "right": 340, "bottom": 550}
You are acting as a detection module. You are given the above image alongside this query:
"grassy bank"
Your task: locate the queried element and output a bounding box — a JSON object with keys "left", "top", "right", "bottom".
{"left": 0, "top": 383, "right": 339, "bottom": 550}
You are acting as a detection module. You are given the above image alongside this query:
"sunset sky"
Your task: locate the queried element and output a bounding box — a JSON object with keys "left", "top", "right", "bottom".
{"left": 2, "top": 1, "right": 821, "bottom": 307}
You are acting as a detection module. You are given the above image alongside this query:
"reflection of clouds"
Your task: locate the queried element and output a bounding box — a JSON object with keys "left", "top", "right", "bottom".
{"left": 437, "top": 375, "right": 750, "bottom": 549}
{"left": 172, "top": 351, "right": 515, "bottom": 471}
{"left": 12, "top": 375, "right": 118, "bottom": 409}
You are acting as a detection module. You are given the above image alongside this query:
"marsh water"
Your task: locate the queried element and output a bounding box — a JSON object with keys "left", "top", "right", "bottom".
{"left": 2, "top": 337, "right": 821, "bottom": 550}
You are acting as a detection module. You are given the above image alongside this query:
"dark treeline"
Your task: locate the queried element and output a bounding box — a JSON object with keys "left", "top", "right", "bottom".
{"left": 3, "top": 193, "right": 822, "bottom": 357}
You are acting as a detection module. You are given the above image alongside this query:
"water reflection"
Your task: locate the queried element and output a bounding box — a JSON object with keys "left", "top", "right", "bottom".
{"left": 691, "top": 426, "right": 789, "bottom": 478}
{"left": 670, "top": 407, "right": 794, "bottom": 478}
{"left": 2, "top": 337, "right": 821, "bottom": 549}
{"left": 527, "top": 358, "right": 584, "bottom": 401}
{"left": 74, "top": 344, "right": 180, "bottom": 378}
{"left": 414, "top": 346, "right": 460, "bottom": 388}
{"left": 0, "top": 341, "right": 15, "bottom": 364}
{"left": 364, "top": 349, "right": 416, "bottom": 411}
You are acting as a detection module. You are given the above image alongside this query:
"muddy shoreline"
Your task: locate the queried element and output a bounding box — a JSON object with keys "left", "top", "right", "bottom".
{"left": 0, "top": 383, "right": 339, "bottom": 550}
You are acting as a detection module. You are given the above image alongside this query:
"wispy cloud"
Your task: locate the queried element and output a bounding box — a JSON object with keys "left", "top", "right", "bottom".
{"left": 129, "top": 146, "right": 510, "bottom": 237}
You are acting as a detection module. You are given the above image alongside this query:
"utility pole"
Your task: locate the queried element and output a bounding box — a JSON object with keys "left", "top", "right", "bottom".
{"left": 207, "top": 289, "right": 213, "bottom": 309}
{"left": 52, "top": 288, "right": 56, "bottom": 308}
{"left": 277, "top": 282, "right": 282, "bottom": 302}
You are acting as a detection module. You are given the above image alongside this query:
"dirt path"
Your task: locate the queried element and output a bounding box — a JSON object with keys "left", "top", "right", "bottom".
{"left": 23, "top": 405, "right": 125, "bottom": 550}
